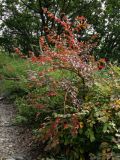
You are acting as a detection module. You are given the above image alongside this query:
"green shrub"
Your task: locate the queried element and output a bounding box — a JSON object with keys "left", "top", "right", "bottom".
{"left": 15, "top": 98, "right": 38, "bottom": 125}
{"left": 17, "top": 63, "right": 120, "bottom": 160}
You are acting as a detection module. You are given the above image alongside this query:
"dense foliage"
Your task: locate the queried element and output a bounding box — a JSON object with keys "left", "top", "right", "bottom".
{"left": 0, "top": 1, "right": 120, "bottom": 159}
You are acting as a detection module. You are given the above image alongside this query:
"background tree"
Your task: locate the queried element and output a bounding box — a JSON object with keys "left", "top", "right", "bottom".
{"left": 0, "top": 0, "right": 120, "bottom": 61}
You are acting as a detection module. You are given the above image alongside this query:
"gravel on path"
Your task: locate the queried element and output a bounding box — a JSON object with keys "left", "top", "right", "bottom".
{"left": 0, "top": 100, "right": 38, "bottom": 160}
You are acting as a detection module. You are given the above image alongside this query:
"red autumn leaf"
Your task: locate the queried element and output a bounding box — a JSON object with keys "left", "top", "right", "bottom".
{"left": 30, "top": 56, "right": 37, "bottom": 62}
{"left": 35, "top": 104, "right": 45, "bottom": 109}
{"left": 55, "top": 117, "right": 61, "bottom": 124}
{"left": 98, "top": 65, "right": 105, "bottom": 70}
{"left": 51, "top": 123, "right": 57, "bottom": 129}
{"left": 14, "top": 47, "right": 20, "bottom": 54}
{"left": 47, "top": 91, "right": 57, "bottom": 97}
{"left": 64, "top": 122, "right": 68, "bottom": 129}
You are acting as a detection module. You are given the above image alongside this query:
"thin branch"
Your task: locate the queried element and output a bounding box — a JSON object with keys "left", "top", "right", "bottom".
{"left": 64, "top": 91, "right": 68, "bottom": 114}
{"left": 20, "top": 0, "right": 38, "bottom": 13}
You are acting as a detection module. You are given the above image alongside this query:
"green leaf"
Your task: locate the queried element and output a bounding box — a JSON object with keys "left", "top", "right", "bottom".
{"left": 103, "top": 123, "right": 109, "bottom": 133}
{"left": 86, "top": 128, "right": 95, "bottom": 142}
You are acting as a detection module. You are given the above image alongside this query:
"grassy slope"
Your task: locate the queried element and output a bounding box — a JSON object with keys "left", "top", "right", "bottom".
{"left": 0, "top": 52, "right": 26, "bottom": 94}
{"left": 0, "top": 52, "right": 38, "bottom": 94}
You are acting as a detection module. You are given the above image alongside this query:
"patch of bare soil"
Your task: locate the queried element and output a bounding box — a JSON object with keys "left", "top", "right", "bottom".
{"left": 0, "top": 100, "right": 40, "bottom": 160}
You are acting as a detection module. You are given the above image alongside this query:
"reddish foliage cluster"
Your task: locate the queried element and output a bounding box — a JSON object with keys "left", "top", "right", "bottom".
{"left": 97, "top": 58, "right": 107, "bottom": 70}
{"left": 27, "top": 8, "right": 98, "bottom": 80}
{"left": 30, "top": 10, "right": 99, "bottom": 148}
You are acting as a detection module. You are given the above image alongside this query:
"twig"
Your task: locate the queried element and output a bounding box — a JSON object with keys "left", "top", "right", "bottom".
{"left": 5, "top": 77, "right": 20, "bottom": 81}
{"left": 64, "top": 91, "right": 68, "bottom": 114}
